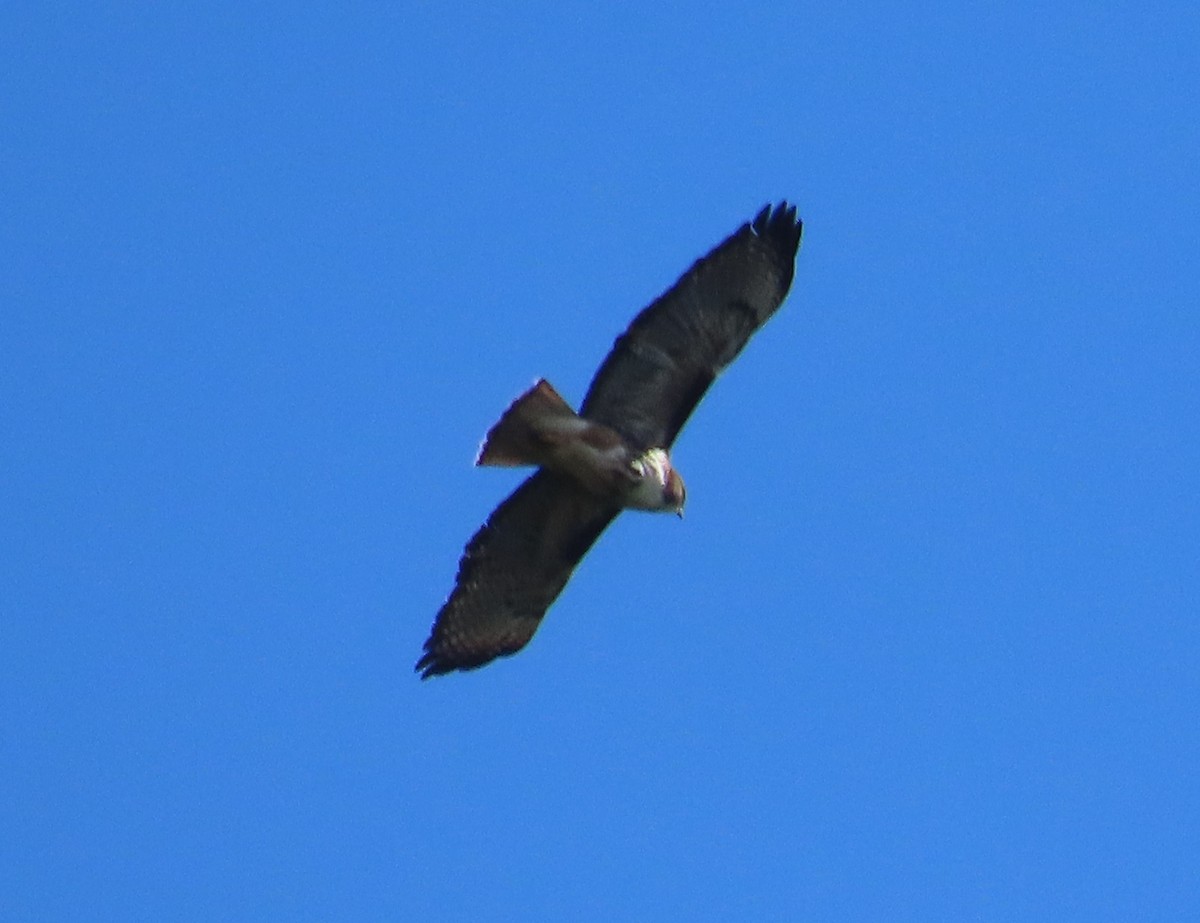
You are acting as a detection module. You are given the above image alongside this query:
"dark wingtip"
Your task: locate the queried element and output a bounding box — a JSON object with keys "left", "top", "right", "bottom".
{"left": 415, "top": 638, "right": 466, "bottom": 678}
{"left": 752, "top": 200, "right": 801, "bottom": 234}
{"left": 414, "top": 651, "right": 437, "bottom": 680}
{"left": 751, "top": 200, "right": 803, "bottom": 261}
{"left": 415, "top": 635, "right": 454, "bottom": 679}
{"left": 415, "top": 637, "right": 508, "bottom": 680}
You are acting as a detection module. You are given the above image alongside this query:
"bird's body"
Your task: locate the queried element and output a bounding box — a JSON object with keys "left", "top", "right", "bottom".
{"left": 417, "top": 203, "right": 803, "bottom": 678}
{"left": 476, "top": 378, "right": 685, "bottom": 512}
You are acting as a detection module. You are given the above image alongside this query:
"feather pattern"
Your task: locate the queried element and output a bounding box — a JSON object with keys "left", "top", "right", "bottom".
{"left": 416, "top": 471, "right": 617, "bottom": 678}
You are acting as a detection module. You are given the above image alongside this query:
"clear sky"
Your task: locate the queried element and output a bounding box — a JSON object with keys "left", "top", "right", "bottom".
{"left": 4, "top": 2, "right": 1198, "bottom": 920}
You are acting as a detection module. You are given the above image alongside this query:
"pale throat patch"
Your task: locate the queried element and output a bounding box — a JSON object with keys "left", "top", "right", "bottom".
{"left": 630, "top": 447, "right": 671, "bottom": 486}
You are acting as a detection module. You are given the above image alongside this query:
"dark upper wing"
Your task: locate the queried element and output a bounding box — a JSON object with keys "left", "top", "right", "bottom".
{"left": 580, "top": 202, "right": 803, "bottom": 450}
{"left": 416, "top": 470, "right": 619, "bottom": 678}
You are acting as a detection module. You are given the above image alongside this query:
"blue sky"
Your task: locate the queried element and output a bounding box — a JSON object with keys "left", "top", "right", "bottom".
{"left": 4, "top": 2, "right": 1198, "bottom": 919}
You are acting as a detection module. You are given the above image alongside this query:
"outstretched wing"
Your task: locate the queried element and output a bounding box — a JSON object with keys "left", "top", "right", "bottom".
{"left": 416, "top": 471, "right": 619, "bottom": 678}
{"left": 580, "top": 202, "right": 803, "bottom": 450}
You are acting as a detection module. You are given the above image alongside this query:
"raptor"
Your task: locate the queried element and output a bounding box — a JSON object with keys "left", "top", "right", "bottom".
{"left": 417, "top": 203, "right": 803, "bottom": 678}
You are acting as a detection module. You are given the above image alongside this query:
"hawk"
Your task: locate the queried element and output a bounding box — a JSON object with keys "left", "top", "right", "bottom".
{"left": 417, "top": 203, "right": 803, "bottom": 678}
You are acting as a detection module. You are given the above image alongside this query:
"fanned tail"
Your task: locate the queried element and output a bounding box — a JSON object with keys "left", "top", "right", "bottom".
{"left": 476, "top": 379, "right": 579, "bottom": 467}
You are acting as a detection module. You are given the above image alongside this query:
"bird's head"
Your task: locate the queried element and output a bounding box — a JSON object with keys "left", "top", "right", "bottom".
{"left": 627, "top": 448, "right": 687, "bottom": 516}
{"left": 664, "top": 467, "right": 686, "bottom": 519}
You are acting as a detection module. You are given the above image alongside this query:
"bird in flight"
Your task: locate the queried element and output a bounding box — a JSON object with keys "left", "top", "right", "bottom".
{"left": 417, "top": 202, "right": 804, "bottom": 678}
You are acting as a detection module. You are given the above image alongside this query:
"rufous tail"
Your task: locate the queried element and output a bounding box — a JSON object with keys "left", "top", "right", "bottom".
{"left": 476, "top": 379, "right": 579, "bottom": 467}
